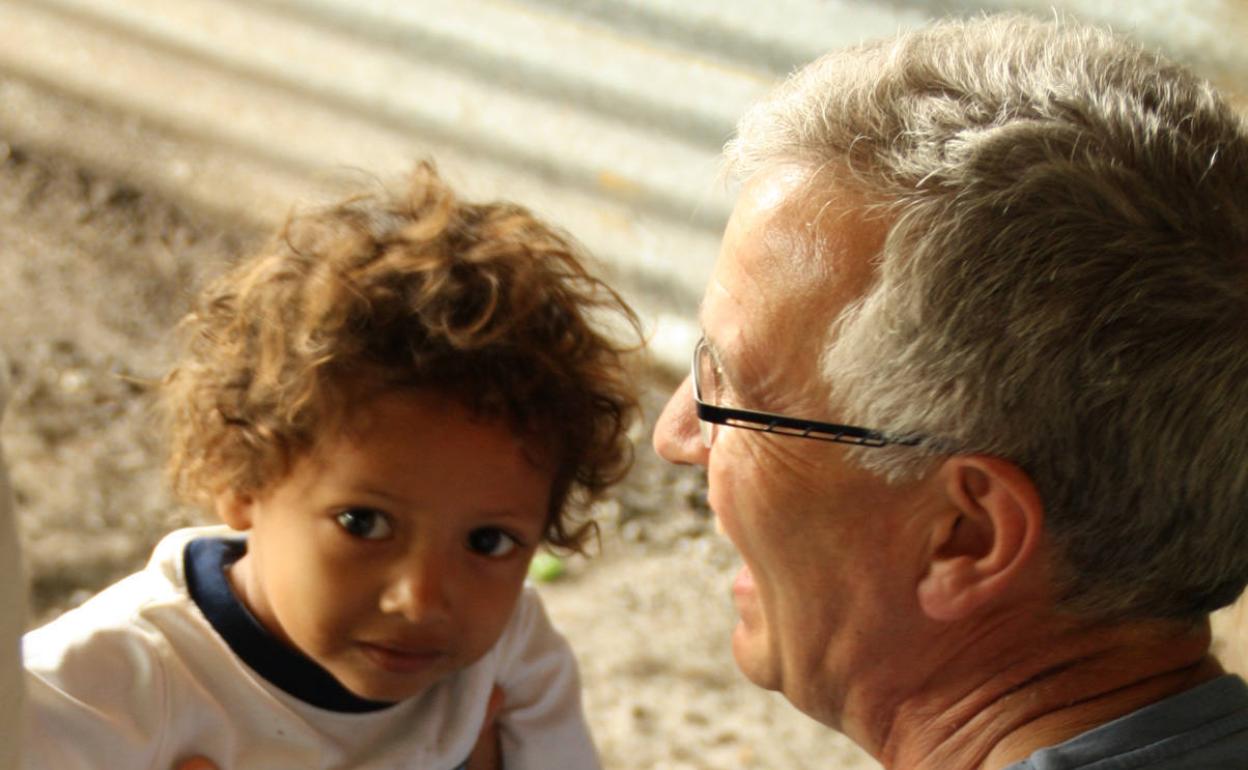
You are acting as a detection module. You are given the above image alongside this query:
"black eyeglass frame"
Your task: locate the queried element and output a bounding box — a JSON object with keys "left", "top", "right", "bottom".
{"left": 691, "top": 336, "right": 923, "bottom": 448}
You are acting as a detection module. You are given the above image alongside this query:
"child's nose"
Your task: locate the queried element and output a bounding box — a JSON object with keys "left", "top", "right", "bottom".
{"left": 379, "top": 554, "right": 453, "bottom": 623}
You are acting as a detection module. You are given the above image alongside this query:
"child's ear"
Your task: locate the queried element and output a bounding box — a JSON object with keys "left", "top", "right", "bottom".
{"left": 917, "top": 455, "right": 1046, "bottom": 622}
{"left": 215, "top": 491, "right": 256, "bottom": 532}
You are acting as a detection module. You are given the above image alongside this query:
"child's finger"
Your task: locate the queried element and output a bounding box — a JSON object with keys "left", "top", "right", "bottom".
{"left": 464, "top": 685, "right": 506, "bottom": 770}
{"left": 485, "top": 684, "right": 506, "bottom": 724}
{"left": 174, "top": 757, "right": 219, "bottom": 770}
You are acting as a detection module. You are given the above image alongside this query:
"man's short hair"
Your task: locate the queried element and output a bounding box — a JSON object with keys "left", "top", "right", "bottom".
{"left": 726, "top": 14, "right": 1248, "bottom": 621}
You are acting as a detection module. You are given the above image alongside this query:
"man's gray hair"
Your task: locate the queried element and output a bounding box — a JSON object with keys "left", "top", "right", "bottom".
{"left": 726, "top": 14, "right": 1248, "bottom": 621}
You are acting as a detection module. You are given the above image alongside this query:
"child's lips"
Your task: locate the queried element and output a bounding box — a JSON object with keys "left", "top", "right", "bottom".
{"left": 358, "top": 641, "right": 448, "bottom": 674}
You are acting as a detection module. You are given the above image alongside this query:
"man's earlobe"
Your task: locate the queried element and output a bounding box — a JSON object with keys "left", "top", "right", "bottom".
{"left": 215, "top": 491, "right": 256, "bottom": 531}
{"left": 917, "top": 456, "right": 1045, "bottom": 622}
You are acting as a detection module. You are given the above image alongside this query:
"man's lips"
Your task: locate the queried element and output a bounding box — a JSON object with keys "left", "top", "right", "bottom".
{"left": 732, "top": 562, "right": 756, "bottom": 599}
{"left": 731, "top": 563, "right": 764, "bottom": 630}
{"left": 358, "top": 642, "right": 448, "bottom": 674}
{"left": 712, "top": 505, "right": 755, "bottom": 602}
{"left": 709, "top": 500, "right": 758, "bottom": 614}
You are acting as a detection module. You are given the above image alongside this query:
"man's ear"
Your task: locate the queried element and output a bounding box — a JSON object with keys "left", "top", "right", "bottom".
{"left": 917, "top": 456, "right": 1045, "bottom": 622}
{"left": 215, "top": 491, "right": 256, "bottom": 532}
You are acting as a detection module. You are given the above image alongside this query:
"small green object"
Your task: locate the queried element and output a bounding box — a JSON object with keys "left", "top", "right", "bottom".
{"left": 528, "top": 552, "right": 566, "bottom": 582}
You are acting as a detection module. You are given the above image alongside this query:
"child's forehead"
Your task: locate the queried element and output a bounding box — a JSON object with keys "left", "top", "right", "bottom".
{"left": 314, "top": 385, "right": 559, "bottom": 470}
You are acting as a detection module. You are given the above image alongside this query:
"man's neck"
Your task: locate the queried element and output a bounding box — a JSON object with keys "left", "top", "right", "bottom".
{"left": 875, "top": 616, "right": 1221, "bottom": 770}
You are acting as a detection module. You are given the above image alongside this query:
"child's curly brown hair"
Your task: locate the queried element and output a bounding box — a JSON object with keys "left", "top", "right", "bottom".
{"left": 161, "top": 163, "right": 642, "bottom": 551}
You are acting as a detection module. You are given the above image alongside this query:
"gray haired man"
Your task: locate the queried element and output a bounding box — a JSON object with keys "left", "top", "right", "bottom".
{"left": 655, "top": 14, "right": 1248, "bottom": 769}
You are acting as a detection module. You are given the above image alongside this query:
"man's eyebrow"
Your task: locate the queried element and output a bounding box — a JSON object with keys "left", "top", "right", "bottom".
{"left": 701, "top": 332, "right": 723, "bottom": 369}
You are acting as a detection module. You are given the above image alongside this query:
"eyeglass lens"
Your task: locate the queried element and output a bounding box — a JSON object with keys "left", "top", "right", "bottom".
{"left": 694, "top": 339, "right": 716, "bottom": 448}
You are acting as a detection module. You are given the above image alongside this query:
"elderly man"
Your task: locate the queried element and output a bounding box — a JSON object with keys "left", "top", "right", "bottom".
{"left": 654, "top": 14, "right": 1248, "bottom": 770}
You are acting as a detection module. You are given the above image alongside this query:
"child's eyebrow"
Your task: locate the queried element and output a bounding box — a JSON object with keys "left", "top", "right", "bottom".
{"left": 350, "top": 485, "right": 410, "bottom": 507}
{"left": 468, "top": 504, "right": 548, "bottom": 524}
{"left": 348, "top": 486, "right": 542, "bottom": 523}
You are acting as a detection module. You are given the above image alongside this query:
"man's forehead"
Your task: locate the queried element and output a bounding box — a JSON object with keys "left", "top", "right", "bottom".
{"left": 706, "top": 165, "right": 886, "bottom": 331}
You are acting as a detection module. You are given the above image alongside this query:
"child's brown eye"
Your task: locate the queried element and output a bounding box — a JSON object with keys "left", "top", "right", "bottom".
{"left": 467, "top": 527, "right": 519, "bottom": 557}
{"left": 335, "top": 508, "right": 393, "bottom": 540}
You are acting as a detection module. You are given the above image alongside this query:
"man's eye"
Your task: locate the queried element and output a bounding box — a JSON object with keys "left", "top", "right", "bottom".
{"left": 467, "top": 528, "right": 519, "bottom": 557}
{"left": 335, "top": 508, "right": 393, "bottom": 541}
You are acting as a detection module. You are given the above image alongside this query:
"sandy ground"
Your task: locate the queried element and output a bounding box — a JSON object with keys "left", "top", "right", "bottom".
{"left": 0, "top": 142, "right": 879, "bottom": 768}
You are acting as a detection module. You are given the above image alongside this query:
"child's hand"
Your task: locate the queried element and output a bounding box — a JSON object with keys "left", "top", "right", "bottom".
{"left": 464, "top": 685, "right": 506, "bottom": 770}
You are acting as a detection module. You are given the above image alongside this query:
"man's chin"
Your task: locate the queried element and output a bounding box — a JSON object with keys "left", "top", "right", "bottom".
{"left": 731, "top": 622, "right": 781, "bottom": 692}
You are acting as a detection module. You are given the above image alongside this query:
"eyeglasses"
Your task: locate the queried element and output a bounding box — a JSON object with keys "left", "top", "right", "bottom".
{"left": 691, "top": 336, "right": 923, "bottom": 449}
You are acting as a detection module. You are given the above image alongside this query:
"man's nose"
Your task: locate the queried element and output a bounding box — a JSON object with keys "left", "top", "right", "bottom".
{"left": 653, "top": 375, "right": 710, "bottom": 467}
{"left": 379, "top": 552, "right": 453, "bottom": 623}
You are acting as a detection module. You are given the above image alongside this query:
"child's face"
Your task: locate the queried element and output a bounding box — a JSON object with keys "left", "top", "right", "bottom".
{"left": 219, "top": 389, "right": 554, "bottom": 702}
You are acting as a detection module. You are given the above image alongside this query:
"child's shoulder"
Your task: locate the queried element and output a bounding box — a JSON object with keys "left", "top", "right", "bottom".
{"left": 499, "top": 584, "right": 548, "bottom": 642}
{"left": 23, "top": 525, "right": 229, "bottom": 671}
{"left": 20, "top": 526, "right": 237, "bottom": 769}
{"left": 489, "top": 583, "right": 574, "bottom": 676}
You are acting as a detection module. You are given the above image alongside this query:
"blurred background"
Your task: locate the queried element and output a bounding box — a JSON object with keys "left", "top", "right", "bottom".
{"left": 4, "top": 0, "right": 1245, "bottom": 368}
{"left": 2, "top": 2, "right": 1245, "bottom": 768}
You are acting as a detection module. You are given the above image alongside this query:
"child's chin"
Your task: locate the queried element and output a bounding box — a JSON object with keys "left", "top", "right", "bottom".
{"left": 334, "top": 659, "right": 451, "bottom": 703}
{"left": 337, "top": 676, "right": 429, "bottom": 704}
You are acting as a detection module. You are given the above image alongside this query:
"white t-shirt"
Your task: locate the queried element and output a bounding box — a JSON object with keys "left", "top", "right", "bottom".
{"left": 22, "top": 526, "right": 599, "bottom": 770}
{"left": 0, "top": 364, "right": 23, "bottom": 770}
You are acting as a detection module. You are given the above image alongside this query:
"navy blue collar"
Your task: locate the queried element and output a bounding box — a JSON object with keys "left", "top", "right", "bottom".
{"left": 184, "top": 536, "right": 395, "bottom": 713}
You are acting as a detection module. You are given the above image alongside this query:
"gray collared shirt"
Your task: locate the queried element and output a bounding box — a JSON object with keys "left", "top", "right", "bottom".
{"left": 1004, "top": 674, "right": 1248, "bottom": 769}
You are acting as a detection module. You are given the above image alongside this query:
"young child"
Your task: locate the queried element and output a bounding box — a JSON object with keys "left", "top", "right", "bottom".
{"left": 21, "top": 164, "right": 641, "bottom": 770}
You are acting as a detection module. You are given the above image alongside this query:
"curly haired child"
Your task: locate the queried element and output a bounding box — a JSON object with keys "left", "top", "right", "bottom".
{"left": 21, "top": 163, "right": 641, "bottom": 770}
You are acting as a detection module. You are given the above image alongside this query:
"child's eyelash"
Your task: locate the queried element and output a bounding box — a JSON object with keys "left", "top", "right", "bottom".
{"left": 334, "top": 508, "right": 394, "bottom": 540}
{"left": 468, "top": 527, "right": 525, "bottom": 557}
